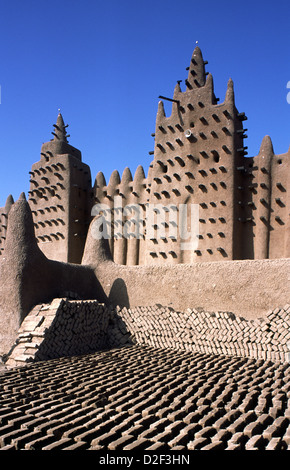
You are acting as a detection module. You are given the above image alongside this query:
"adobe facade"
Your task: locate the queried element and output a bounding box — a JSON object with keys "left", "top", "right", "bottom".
{"left": 91, "top": 45, "right": 289, "bottom": 265}
{"left": 0, "top": 46, "right": 288, "bottom": 266}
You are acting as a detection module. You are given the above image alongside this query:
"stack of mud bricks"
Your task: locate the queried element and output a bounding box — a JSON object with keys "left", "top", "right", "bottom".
{"left": 5, "top": 299, "right": 126, "bottom": 368}
{"left": 5, "top": 299, "right": 290, "bottom": 368}
{"left": 115, "top": 304, "right": 290, "bottom": 363}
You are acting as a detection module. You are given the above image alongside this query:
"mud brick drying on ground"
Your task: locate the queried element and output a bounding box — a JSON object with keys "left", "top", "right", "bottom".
{"left": 0, "top": 344, "right": 289, "bottom": 451}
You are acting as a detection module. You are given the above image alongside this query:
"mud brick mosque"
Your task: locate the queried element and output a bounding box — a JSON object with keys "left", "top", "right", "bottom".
{"left": 0, "top": 46, "right": 289, "bottom": 451}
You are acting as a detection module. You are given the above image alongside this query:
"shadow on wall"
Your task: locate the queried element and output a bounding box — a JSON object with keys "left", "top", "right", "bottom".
{"left": 108, "top": 278, "right": 130, "bottom": 309}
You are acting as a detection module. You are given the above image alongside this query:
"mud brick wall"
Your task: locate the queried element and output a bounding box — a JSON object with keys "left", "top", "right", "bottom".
{"left": 4, "top": 299, "right": 290, "bottom": 368}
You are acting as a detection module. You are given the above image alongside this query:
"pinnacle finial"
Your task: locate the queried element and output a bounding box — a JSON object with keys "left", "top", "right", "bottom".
{"left": 186, "top": 45, "right": 206, "bottom": 89}
{"left": 173, "top": 82, "right": 182, "bottom": 100}
{"left": 5, "top": 194, "right": 14, "bottom": 213}
{"left": 157, "top": 100, "right": 166, "bottom": 120}
{"left": 225, "top": 78, "right": 235, "bottom": 104}
{"left": 259, "top": 135, "right": 274, "bottom": 155}
{"left": 51, "top": 112, "right": 69, "bottom": 143}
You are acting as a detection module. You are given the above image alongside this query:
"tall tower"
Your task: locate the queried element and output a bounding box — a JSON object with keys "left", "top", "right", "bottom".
{"left": 28, "top": 113, "right": 92, "bottom": 263}
{"left": 146, "top": 46, "right": 248, "bottom": 264}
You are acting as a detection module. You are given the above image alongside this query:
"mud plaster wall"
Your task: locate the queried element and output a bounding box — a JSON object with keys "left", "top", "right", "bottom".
{"left": 5, "top": 298, "right": 290, "bottom": 368}
{"left": 94, "top": 257, "right": 290, "bottom": 320}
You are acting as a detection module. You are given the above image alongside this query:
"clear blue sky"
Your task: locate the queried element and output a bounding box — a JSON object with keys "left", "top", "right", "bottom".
{"left": 0, "top": 0, "right": 289, "bottom": 206}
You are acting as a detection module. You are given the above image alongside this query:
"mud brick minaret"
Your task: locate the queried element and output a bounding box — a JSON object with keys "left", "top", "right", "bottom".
{"left": 28, "top": 113, "right": 92, "bottom": 263}
{"left": 145, "top": 46, "right": 248, "bottom": 264}
{"left": 91, "top": 45, "right": 289, "bottom": 265}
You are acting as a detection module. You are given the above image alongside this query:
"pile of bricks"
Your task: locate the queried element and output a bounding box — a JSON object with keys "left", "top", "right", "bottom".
{"left": 0, "top": 344, "right": 289, "bottom": 450}
{"left": 117, "top": 304, "right": 290, "bottom": 363}
{"left": 5, "top": 299, "right": 119, "bottom": 368}
{"left": 4, "top": 300, "right": 290, "bottom": 368}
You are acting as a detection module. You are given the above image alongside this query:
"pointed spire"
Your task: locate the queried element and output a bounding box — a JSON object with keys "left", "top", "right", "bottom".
{"left": 225, "top": 78, "right": 235, "bottom": 105}
{"left": 95, "top": 171, "right": 106, "bottom": 189}
{"left": 205, "top": 72, "right": 213, "bottom": 88}
{"left": 93, "top": 172, "right": 107, "bottom": 202}
{"left": 119, "top": 167, "right": 133, "bottom": 197}
{"left": 108, "top": 169, "right": 120, "bottom": 187}
{"left": 51, "top": 112, "right": 69, "bottom": 143}
{"left": 106, "top": 170, "right": 120, "bottom": 198}
{"left": 19, "top": 192, "right": 26, "bottom": 201}
{"left": 41, "top": 111, "right": 82, "bottom": 161}
{"left": 187, "top": 46, "right": 206, "bottom": 88}
{"left": 121, "top": 167, "right": 133, "bottom": 185}
{"left": 204, "top": 73, "right": 215, "bottom": 103}
{"left": 157, "top": 100, "right": 166, "bottom": 120}
{"left": 134, "top": 165, "right": 145, "bottom": 181}
{"left": 259, "top": 135, "right": 274, "bottom": 156}
{"left": 257, "top": 135, "right": 274, "bottom": 177}
{"left": 132, "top": 165, "right": 146, "bottom": 197}
{"left": 4, "top": 194, "right": 14, "bottom": 213}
